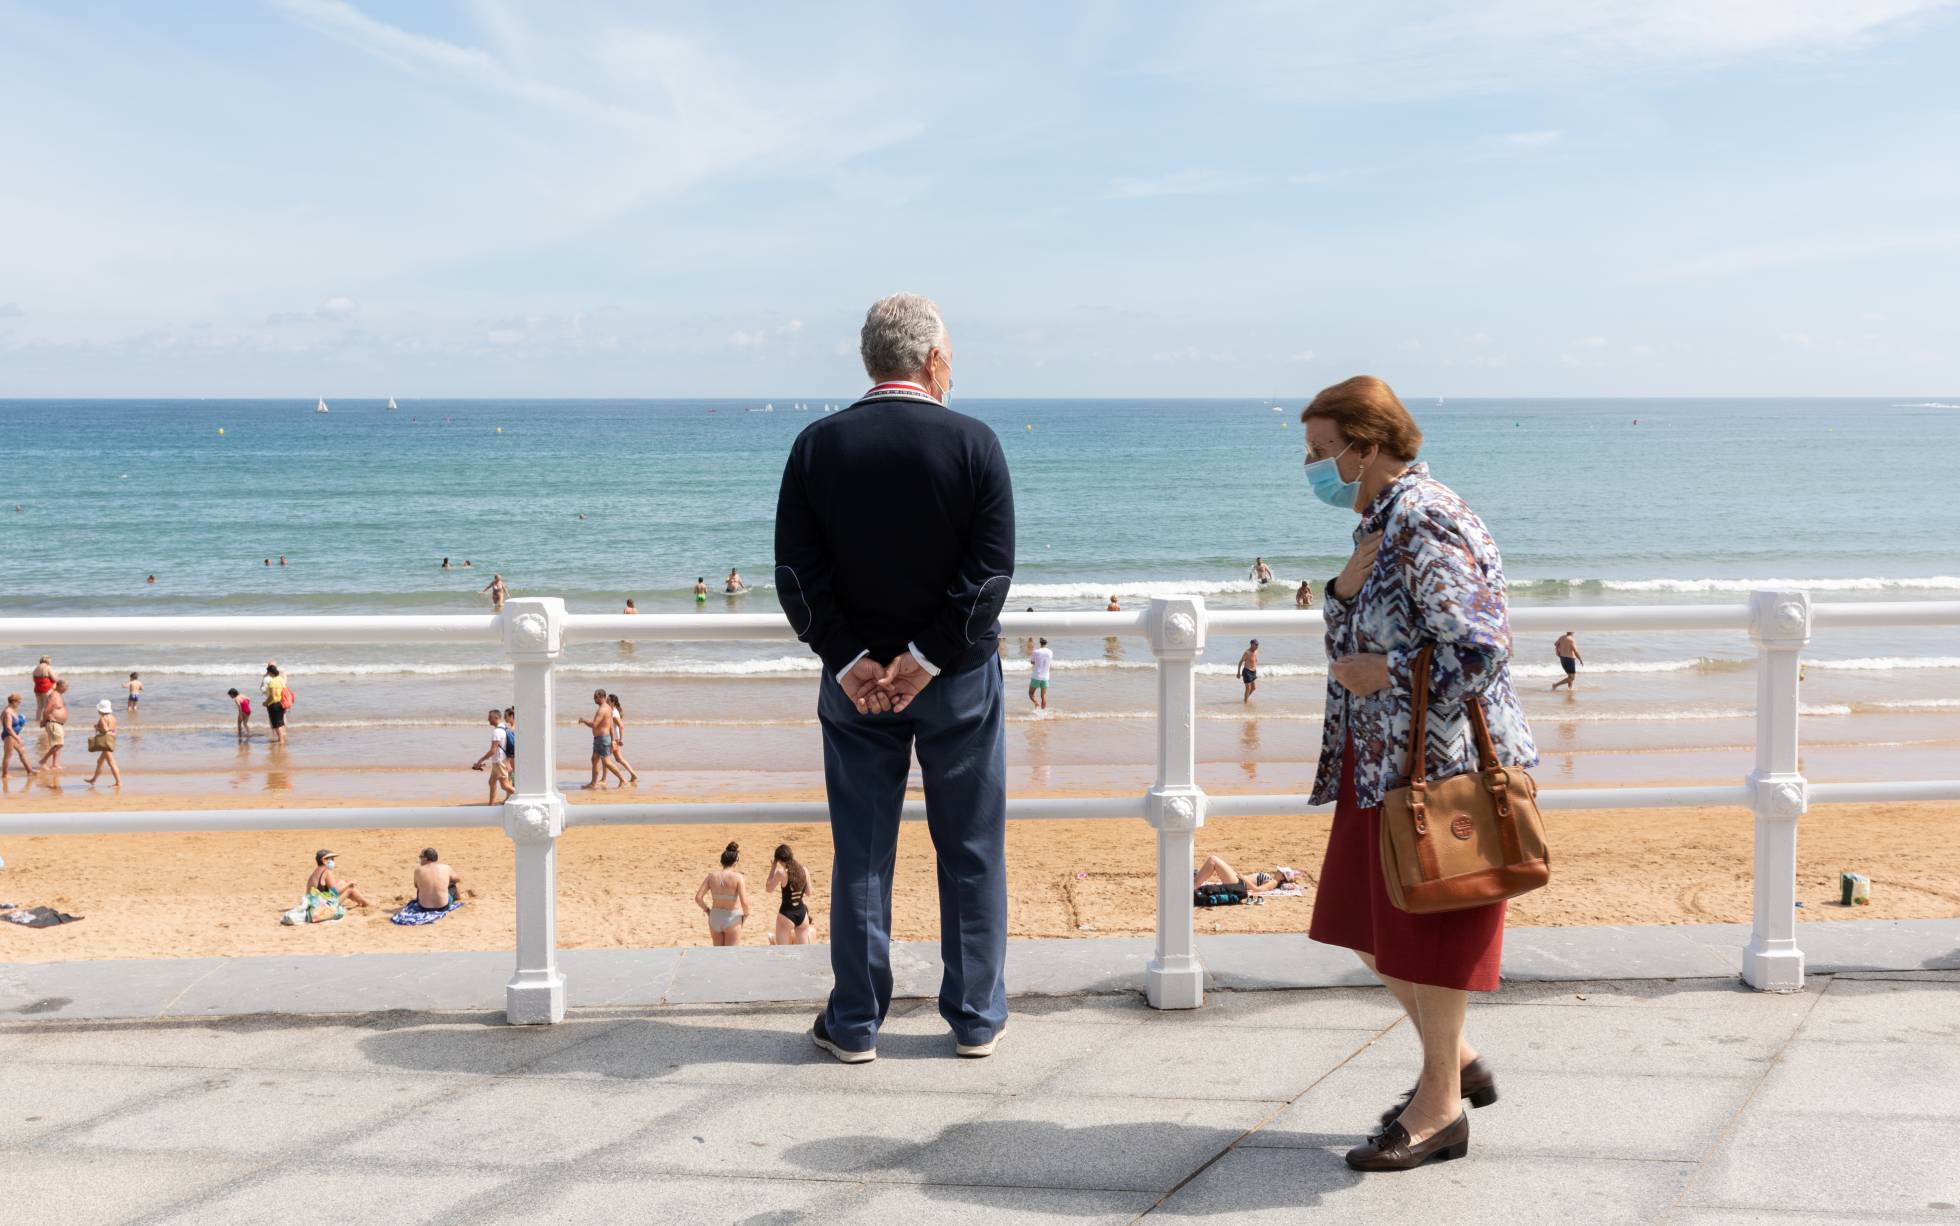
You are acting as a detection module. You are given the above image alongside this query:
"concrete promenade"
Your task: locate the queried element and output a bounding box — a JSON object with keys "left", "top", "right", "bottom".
{"left": 3, "top": 921, "right": 1957, "bottom": 1224}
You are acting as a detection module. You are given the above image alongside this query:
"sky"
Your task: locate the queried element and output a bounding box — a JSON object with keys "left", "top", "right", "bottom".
{"left": 2, "top": 0, "right": 1957, "bottom": 398}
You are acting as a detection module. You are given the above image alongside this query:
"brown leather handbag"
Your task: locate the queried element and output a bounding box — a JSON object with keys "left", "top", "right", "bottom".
{"left": 1380, "top": 645, "right": 1550, "bottom": 913}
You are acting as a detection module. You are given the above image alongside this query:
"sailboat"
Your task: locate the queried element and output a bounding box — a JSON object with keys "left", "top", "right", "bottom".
{"left": 386, "top": 396, "right": 398, "bottom": 412}
{"left": 314, "top": 398, "right": 330, "bottom": 414}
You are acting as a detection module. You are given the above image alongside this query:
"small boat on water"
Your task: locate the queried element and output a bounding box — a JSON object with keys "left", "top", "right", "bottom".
{"left": 747, "top": 403, "right": 774, "bottom": 413}
{"left": 386, "top": 396, "right": 398, "bottom": 411}
{"left": 314, "top": 398, "right": 330, "bottom": 414}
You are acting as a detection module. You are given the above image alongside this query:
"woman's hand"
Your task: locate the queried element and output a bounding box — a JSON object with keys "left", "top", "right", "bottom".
{"left": 1331, "top": 531, "right": 1383, "bottom": 600}
{"left": 1330, "top": 653, "right": 1391, "bottom": 696}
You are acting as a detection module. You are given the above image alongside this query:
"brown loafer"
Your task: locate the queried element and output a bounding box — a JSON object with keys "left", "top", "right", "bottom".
{"left": 1377, "top": 1056, "right": 1498, "bottom": 1128}
{"left": 1345, "top": 1112, "right": 1469, "bottom": 1172}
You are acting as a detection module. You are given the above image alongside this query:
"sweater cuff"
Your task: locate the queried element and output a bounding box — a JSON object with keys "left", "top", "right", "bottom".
{"left": 907, "top": 642, "right": 943, "bottom": 677}
{"left": 833, "top": 650, "right": 870, "bottom": 686}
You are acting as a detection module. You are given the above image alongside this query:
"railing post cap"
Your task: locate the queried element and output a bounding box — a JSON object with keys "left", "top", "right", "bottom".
{"left": 1748, "top": 771, "right": 1808, "bottom": 818}
{"left": 1145, "top": 786, "right": 1207, "bottom": 831}
{"left": 502, "top": 597, "right": 566, "bottom": 657}
{"left": 1146, "top": 595, "right": 1207, "bottom": 655}
{"left": 503, "top": 795, "right": 566, "bottom": 843}
{"left": 1748, "top": 589, "right": 1811, "bottom": 647}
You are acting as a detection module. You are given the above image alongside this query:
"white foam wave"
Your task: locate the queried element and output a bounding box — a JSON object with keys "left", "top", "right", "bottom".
{"left": 1896, "top": 402, "right": 1960, "bottom": 409}
{"left": 1509, "top": 659, "right": 1716, "bottom": 678}
{"left": 1526, "top": 704, "right": 1852, "bottom": 722}
{"left": 1009, "top": 577, "right": 1293, "bottom": 599}
{"left": 1525, "top": 576, "right": 1960, "bottom": 593}
{"left": 1856, "top": 699, "right": 1960, "bottom": 712}
{"left": 1807, "top": 656, "right": 1960, "bottom": 672}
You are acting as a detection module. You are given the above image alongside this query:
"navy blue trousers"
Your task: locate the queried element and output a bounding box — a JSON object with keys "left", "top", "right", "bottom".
{"left": 817, "top": 658, "right": 1008, "bottom": 1049}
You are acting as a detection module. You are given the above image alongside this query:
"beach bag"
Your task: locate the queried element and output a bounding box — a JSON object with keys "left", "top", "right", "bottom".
{"left": 1194, "top": 882, "right": 1248, "bottom": 908}
{"left": 280, "top": 686, "right": 295, "bottom": 709}
{"left": 86, "top": 733, "right": 109, "bottom": 753}
{"left": 1380, "top": 644, "right": 1550, "bottom": 914}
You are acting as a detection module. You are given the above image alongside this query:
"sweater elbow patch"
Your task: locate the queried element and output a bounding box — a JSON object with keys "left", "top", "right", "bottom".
{"left": 964, "top": 574, "right": 1012, "bottom": 643}
{"left": 775, "top": 565, "right": 813, "bottom": 637}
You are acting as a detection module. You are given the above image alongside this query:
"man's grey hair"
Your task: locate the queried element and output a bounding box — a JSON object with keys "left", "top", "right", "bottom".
{"left": 860, "top": 293, "right": 948, "bottom": 381}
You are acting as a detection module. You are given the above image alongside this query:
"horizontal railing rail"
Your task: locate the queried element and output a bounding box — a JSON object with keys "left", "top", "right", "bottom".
{"left": 2, "top": 591, "right": 1956, "bottom": 1022}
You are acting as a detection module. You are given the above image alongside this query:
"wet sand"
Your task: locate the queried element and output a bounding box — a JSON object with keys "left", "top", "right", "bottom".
{"left": 2, "top": 789, "right": 1954, "bottom": 963}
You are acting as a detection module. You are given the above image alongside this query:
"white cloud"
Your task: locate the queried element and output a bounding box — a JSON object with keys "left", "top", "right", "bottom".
{"left": 317, "top": 295, "right": 358, "bottom": 319}
{"left": 1287, "top": 349, "right": 1316, "bottom": 363}
{"left": 1577, "top": 335, "right": 1608, "bottom": 348}
{"left": 1558, "top": 353, "right": 1583, "bottom": 367}
{"left": 1780, "top": 331, "right": 1814, "bottom": 348}
{"left": 1155, "top": 1, "right": 1954, "bottom": 103}
{"left": 1639, "top": 227, "right": 1960, "bottom": 281}
{"left": 726, "top": 329, "right": 766, "bottom": 349}
{"left": 833, "top": 337, "right": 859, "bottom": 358}
{"left": 1498, "top": 130, "right": 1562, "bottom": 148}
{"left": 1108, "top": 169, "right": 1249, "bottom": 199}
{"left": 779, "top": 318, "right": 804, "bottom": 335}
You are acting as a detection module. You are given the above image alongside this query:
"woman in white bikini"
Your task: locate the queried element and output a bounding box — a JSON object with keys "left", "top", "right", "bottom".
{"left": 693, "top": 841, "right": 750, "bottom": 946}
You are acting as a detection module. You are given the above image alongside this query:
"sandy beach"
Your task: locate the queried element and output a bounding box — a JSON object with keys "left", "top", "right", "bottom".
{"left": 2, "top": 789, "right": 1954, "bottom": 963}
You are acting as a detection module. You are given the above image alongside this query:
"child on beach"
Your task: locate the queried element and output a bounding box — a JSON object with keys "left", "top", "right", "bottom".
{"left": 606, "top": 693, "right": 640, "bottom": 784}
{"left": 2, "top": 694, "right": 30, "bottom": 777}
{"left": 578, "top": 688, "right": 626, "bottom": 789}
{"left": 228, "top": 688, "right": 251, "bottom": 739}
{"left": 1029, "top": 638, "right": 1054, "bottom": 710}
{"left": 123, "top": 672, "right": 142, "bottom": 710}
{"left": 471, "top": 708, "right": 515, "bottom": 804}
{"left": 85, "top": 699, "right": 121, "bottom": 787}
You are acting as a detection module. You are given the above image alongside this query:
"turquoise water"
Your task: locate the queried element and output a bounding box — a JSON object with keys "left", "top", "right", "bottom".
{"left": 2, "top": 396, "right": 1954, "bottom": 797}
{"left": 4, "top": 396, "right": 1956, "bottom": 615}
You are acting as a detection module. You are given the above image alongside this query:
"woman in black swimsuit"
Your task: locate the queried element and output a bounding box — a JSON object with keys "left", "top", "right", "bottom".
{"left": 767, "top": 843, "right": 815, "bottom": 945}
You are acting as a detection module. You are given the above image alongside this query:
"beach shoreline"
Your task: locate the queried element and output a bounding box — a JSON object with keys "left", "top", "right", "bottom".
{"left": 3, "top": 793, "right": 1954, "bottom": 964}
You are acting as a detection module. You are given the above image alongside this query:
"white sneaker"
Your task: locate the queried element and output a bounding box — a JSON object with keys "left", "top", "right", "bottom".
{"left": 956, "top": 1025, "right": 1005, "bottom": 1059}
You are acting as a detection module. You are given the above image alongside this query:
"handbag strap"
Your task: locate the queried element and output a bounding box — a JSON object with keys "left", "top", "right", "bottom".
{"left": 1404, "top": 643, "right": 1504, "bottom": 785}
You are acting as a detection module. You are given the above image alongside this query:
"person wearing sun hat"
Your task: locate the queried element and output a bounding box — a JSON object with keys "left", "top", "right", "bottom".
{"left": 84, "top": 698, "right": 121, "bottom": 787}
{"left": 303, "top": 847, "right": 372, "bottom": 922}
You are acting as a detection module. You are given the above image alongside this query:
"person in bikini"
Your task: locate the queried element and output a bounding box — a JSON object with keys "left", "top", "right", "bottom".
{"left": 228, "top": 688, "right": 252, "bottom": 739}
{"left": 1195, "top": 854, "right": 1300, "bottom": 896}
{"left": 606, "top": 693, "right": 640, "bottom": 784}
{"left": 694, "top": 841, "right": 751, "bottom": 946}
{"left": 767, "top": 843, "right": 816, "bottom": 945}
{"left": 84, "top": 699, "right": 121, "bottom": 786}
{"left": 481, "top": 573, "right": 508, "bottom": 611}
{"left": 30, "top": 656, "right": 57, "bottom": 722}
{"left": 2, "top": 693, "right": 31, "bottom": 778}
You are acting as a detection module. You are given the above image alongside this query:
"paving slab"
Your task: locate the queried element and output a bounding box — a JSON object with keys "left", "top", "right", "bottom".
{"left": 469, "top": 1170, "right": 851, "bottom": 1224}
{"left": 0, "top": 1061, "right": 213, "bottom": 1147}
{"left": 1801, "top": 976, "right": 1960, "bottom": 1044}
{"left": 4, "top": 1013, "right": 318, "bottom": 1070}
{"left": 843, "top": 1180, "right": 1160, "bottom": 1222}
{"left": 341, "top": 1075, "right": 714, "bottom": 1165}
{"left": 166, "top": 951, "right": 509, "bottom": 1016}
{"left": 859, "top": 1093, "right": 1273, "bottom": 1193}
{"left": 1688, "top": 1108, "right": 1960, "bottom": 1216}
{"left": 152, "top": 1163, "right": 500, "bottom": 1226}
{"left": 1751, "top": 1040, "right": 1960, "bottom": 1119}
{"left": 1042, "top": 1021, "right": 1376, "bottom": 1102}
{"left": 1154, "top": 1144, "right": 1697, "bottom": 1222}
{"left": 559, "top": 946, "right": 679, "bottom": 1007}
{"left": 0, "top": 1150, "right": 259, "bottom": 1226}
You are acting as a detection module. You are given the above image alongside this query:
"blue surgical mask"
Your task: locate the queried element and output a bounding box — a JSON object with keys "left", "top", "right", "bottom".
{"left": 1304, "top": 444, "right": 1361, "bottom": 510}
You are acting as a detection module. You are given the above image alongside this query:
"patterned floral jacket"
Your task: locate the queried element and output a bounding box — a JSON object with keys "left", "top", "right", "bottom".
{"left": 1312, "top": 462, "right": 1537, "bottom": 809}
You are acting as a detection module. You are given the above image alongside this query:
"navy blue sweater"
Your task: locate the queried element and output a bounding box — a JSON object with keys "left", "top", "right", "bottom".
{"left": 774, "top": 387, "right": 1015, "bottom": 679}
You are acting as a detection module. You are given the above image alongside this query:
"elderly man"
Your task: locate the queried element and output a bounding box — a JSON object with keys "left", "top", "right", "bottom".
{"left": 775, "top": 293, "right": 1015, "bottom": 1064}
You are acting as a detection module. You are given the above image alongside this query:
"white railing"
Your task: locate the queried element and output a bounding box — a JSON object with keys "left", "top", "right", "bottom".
{"left": 3, "top": 591, "right": 1957, "bottom": 1023}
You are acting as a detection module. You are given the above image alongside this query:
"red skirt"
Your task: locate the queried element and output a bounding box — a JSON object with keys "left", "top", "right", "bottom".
{"left": 1308, "top": 737, "right": 1505, "bottom": 992}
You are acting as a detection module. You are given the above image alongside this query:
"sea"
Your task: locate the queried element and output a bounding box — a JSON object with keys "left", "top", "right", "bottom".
{"left": 2, "top": 396, "right": 1956, "bottom": 802}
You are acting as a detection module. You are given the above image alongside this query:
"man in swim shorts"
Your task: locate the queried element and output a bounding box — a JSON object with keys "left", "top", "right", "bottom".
{"left": 123, "top": 672, "right": 142, "bottom": 710}
{"left": 1028, "top": 637, "right": 1053, "bottom": 710}
{"left": 578, "top": 688, "right": 622, "bottom": 788}
{"left": 1552, "top": 630, "right": 1584, "bottom": 691}
{"left": 695, "top": 578, "right": 710, "bottom": 604}
{"left": 36, "top": 679, "right": 69, "bottom": 772}
{"left": 1237, "top": 639, "right": 1260, "bottom": 703}
{"left": 413, "top": 847, "right": 463, "bottom": 910}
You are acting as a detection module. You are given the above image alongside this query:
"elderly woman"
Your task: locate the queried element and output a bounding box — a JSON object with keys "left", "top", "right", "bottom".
{"left": 1300, "top": 376, "right": 1536, "bottom": 1173}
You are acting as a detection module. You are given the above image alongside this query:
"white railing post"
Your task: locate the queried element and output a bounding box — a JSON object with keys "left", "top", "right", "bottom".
{"left": 502, "top": 597, "right": 567, "bottom": 1024}
{"left": 1743, "top": 589, "right": 1810, "bottom": 992}
{"left": 1143, "top": 595, "right": 1208, "bottom": 1009}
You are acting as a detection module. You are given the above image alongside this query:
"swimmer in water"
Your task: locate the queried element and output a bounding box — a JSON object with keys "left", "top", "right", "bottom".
{"left": 695, "top": 577, "right": 710, "bottom": 604}
{"left": 724, "top": 567, "right": 744, "bottom": 594}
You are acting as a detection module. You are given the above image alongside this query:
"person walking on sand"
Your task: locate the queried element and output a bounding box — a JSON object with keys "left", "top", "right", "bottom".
{"left": 261, "top": 664, "right": 290, "bottom": 746}
{"left": 605, "top": 693, "right": 640, "bottom": 783}
{"left": 228, "top": 688, "right": 252, "bottom": 739}
{"left": 1028, "top": 637, "right": 1053, "bottom": 710}
{"left": 578, "top": 688, "right": 625, "bottom": 788}
{"left": 767, "top": 843, "right": 816, "bottom": 945}
{"left": 472, "top": 708, "right": 515, "bottom": 804}
{"left": 724, "top": 567, "right": 745, "bottom": 594}
{"left": 1551, "top": 631, "right": 1584, "bottom": 691}
{"left": 1249, "top": 556, "right": 1274, "bottom": 585}
{"left": 1299, "top": 375, "right": 1537, "bottom": 1171}
{"left": 35, "top": 679, "right": 70, "bottom": 774}
{"left": 1237, "top": 639, "right": 1261, "bottom": 703}
{"left": 84, "top": 699, "right": 121, "bottom": 787}
{"left": 694, "top": 841, "right": 750, "bottom": 946}
{"left": 123, "top": 672, "right": 142, "bottom": 711}
{"left": 2, "top": 693, "right": 31, "bottom": 778}
{"left": 31, "top": 656, "right": 57, "bottom": 722}
{"left": 775, "top": 292, "right": 1014, "bottom": 1063}
{"left": 482, "top": 573, "right": 508, "bottom": 611}
{"left": 414, "top": 847, "right": 463, "bottom": 910}
{"left": 1296, "top": 580, "right": 1314, "bottom": 609}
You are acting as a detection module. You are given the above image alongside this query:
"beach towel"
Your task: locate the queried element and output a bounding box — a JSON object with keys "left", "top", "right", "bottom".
{"left": 5, "top": 905, "right": 84, "bottom": 928}
{"left": 390, "top": 898, "right": 464, "bottom": 926}
{"left": 278, "top": 887, "right": 344, "bottom": 925}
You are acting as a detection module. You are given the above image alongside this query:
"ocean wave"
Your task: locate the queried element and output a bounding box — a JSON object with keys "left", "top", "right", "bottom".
{"left": 1527, "top": 704, "right": 1852, "bottom": 722}
{"left": 1854, "top": 699, "right": 1960, "bottom": 712}
{"left": 1896, "top": 402, "right": 1960, "bottom": 409}
{"left": 1518, "top": 576, "right": 1960, "bottom": 593}
{"left": 1008, "top": 577, "right": 1295, "bottom": 599}
{"left": 1806, "top": 656, "right": 1960, "bottom": 671}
